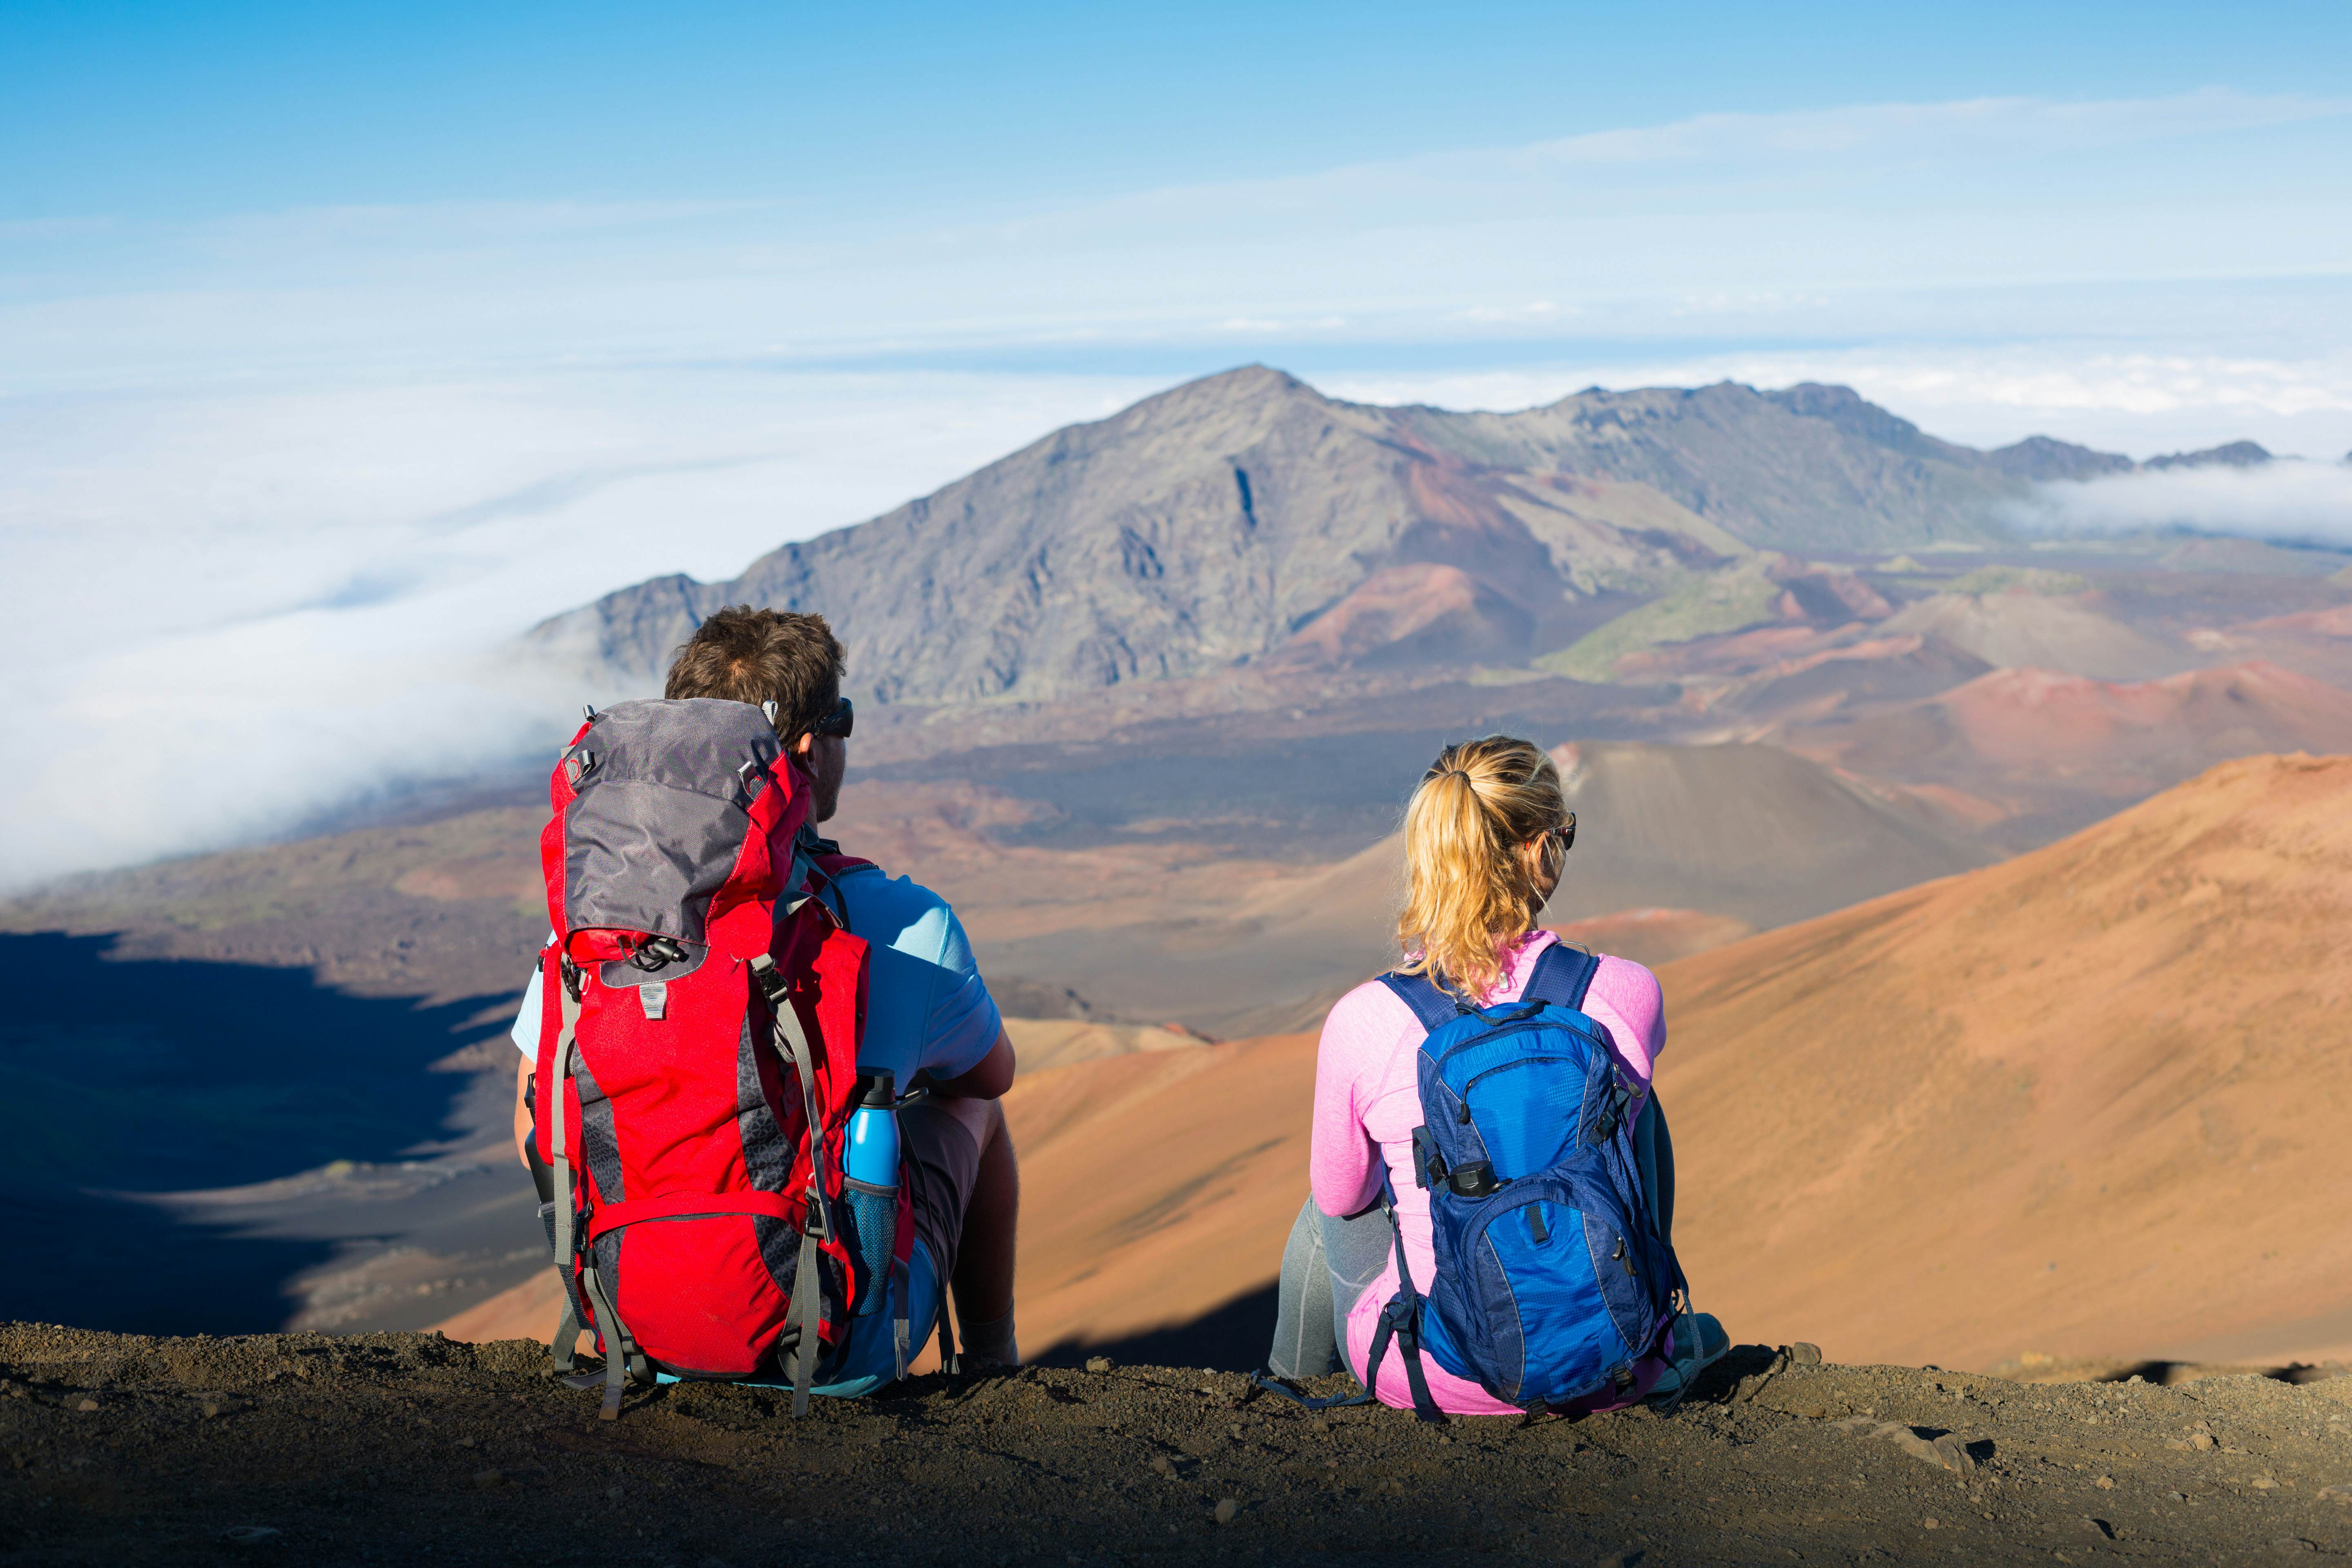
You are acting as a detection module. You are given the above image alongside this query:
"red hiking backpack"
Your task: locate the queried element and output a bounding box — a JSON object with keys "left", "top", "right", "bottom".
{"left": 531, "top": 697, "right": 887, "bottom": 1418}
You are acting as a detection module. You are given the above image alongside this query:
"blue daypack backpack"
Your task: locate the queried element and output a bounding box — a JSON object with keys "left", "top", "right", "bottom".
{"left": 1356, "top": 944, "right": 1689, "bottom": 1418}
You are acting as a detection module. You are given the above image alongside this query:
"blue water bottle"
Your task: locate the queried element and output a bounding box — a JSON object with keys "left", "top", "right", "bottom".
{"left": 843, "top": 1071, "right": 898, "bottom": 1315}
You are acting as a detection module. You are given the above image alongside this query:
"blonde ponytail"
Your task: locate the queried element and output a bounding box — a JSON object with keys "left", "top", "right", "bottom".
{"left": 1396, "top": 735, "right": 1567, "bottom": 1002}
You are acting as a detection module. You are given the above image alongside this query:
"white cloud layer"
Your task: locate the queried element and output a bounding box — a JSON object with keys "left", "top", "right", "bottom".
{"left": 2007, "top": 459, "right": 2352, "bottom": 549}
{"left": 0, "top": 369, "right": 1155, "bottom": 889}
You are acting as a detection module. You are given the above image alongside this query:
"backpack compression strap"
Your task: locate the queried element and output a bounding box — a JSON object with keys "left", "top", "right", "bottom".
{"left": 749, "top": 950, "right": 833, "bottom": 1417}
{"left": 547, "top": 963, "right": 648, "bottom": 1419}
{"left": 1360, "top": 1176, "right": 1445, "bottom": 1424}
{"left": 546, "top": 968, "right": 584, "bottom": 1375}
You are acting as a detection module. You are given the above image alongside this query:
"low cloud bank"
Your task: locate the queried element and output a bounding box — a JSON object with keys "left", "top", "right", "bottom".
{"left": 0, "top": 368, "right": 1147, "bottom": 891}
{"left": 2007, "top": 458, "right": 2352, "bottom": 552}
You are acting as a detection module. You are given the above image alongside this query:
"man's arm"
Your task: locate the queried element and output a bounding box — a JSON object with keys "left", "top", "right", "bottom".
{"left": 512, "top": 1055, "right": 534, "bottom": 1170}
{"left": 931, "top": 1025, "right": 1015, "bottom": 1100}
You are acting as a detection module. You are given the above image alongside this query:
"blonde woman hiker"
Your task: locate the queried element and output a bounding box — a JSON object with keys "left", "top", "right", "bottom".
{"left": 1261, "top": 735, "right": 1726, "bottom": 1418}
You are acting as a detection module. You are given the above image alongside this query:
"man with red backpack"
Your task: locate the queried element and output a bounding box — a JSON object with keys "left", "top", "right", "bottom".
{"left": 506, "top": 607, "right": 1021, "bottom": 1411}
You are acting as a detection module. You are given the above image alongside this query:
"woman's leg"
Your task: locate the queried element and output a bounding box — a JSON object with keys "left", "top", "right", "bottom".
{"left": 1268, "top": 1192, "right": 1400, "bottom": 1381}
{"left": 1314, "top": 1202, "right": 1395, "bottom": 1380}
{"left": 1266, "top": 1197, "right": 1336, "bottom": 1379}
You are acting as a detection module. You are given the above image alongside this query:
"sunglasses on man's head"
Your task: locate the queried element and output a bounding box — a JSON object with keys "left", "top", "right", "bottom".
{"left": 808, "top": 696, "right": 854, "bottom": 740}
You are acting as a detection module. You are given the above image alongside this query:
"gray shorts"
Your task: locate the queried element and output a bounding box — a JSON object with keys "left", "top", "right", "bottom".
{"left": 897, "top": 1098, "right": 981, "bottom": 1284}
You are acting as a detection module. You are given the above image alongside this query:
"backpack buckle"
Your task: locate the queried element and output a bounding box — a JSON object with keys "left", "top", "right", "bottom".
{"left": 1446, "top": 1162, "right": 1497, "bottom": 1198}
{"left": 747, "top": 953, "right": 791, "bottom": 1007}
{"left": 628, "top": 936, "right": 688, "bottom": 972}
{"left": 1410, "top": 1126, "right": 1448, "bottom": 1190}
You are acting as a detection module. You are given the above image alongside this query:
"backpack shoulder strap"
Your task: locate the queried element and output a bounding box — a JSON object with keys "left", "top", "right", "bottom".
{"left": 1379, "top": 970, "right": 1467, "bottom": 1034}
{"left": 792, "top": 825, "right": 880, "bottom": 930}
{"left": 1523, "top": 941, "right": 1600, "bottom": 1010}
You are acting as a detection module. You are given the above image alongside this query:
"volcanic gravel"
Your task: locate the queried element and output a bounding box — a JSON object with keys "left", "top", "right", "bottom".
{"left": 7, "top": 1324, "right": 2352, "bottom": 1564}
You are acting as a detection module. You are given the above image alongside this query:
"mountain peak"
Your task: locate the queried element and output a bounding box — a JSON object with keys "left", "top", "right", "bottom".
{"left": 2145, "top": 439, "right": 2272, "bottom": 470}
{"left": 534, "top": 369, "right": 2060, "bottom": 704}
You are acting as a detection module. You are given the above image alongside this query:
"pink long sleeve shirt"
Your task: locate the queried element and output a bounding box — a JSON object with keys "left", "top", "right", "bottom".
{"left": 1307, "top": 930, "right": 1667, "bottom": 1415}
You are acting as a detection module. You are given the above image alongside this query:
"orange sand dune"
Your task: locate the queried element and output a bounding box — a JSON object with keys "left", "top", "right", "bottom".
{"left": 1938, "top": 661, "right": 2352, "bottom": 770}
{"left": 1800, "top": 661, "right": 2352, "bottom": 818}
{"left": 1663, "top": 751, "right": 2352, "bottom": 1369}
{"left": 1003, "top": 1034, "right": 1314, "bottom": 1355}
{"left": 1546, "top": 908, "right": 1756, "bottom": 968}
{"left": 2240, "top": 604, "right": 2352, "bottom": 638}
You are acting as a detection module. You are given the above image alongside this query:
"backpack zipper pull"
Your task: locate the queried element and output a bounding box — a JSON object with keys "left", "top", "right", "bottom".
{"left": 1613, "top": 1236, "right": 1637, "bottom": 1278}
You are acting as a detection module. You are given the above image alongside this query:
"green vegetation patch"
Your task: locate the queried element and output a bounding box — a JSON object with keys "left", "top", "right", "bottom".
{"left": 1537, "top": 565, "right": 1782, "bottom": 683}
{"left": 1945, "top": 565, "right": 2090, "bottom": 597}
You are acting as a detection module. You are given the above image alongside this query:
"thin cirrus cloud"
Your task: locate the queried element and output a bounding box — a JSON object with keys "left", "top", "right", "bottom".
{"left": 1506, "top": 86, "right": 2351, "bottom": 166}
{"left": 6, "top": 88, "right": 2350, "bottom": 397}
{"left": 950, "top": 87, "right": 2352, "bottom": 244}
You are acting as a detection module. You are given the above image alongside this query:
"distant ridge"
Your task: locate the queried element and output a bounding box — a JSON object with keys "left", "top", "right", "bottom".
{"left": 532, "top": 367, "right": 2145, "bottom": 706}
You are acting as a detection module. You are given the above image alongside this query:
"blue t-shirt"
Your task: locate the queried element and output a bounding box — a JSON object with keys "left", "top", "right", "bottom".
{"left": 508, "top": 870, "right": 1001, "bottom": 1087}
{"left": 813, "top": 864, "right": 1001, "bottom": 1088}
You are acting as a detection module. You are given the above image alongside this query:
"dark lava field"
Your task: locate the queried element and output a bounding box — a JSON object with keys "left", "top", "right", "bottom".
{"left": 7, "top": 1324, "right": 2352, "bottom": 1565}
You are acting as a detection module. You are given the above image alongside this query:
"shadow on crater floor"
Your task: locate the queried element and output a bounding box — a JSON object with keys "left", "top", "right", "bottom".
{"left": 2, "top": 931, "right": 510, "bottom": 1335}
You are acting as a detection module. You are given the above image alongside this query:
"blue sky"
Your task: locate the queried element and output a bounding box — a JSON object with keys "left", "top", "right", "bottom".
{"left": 9, "top": 0, "right": 2350, "bottom": 217}
{"left": 7, "top": 0, "right": 2351, "bottom": 434}
{"left": 4, "top": 1, "right": 2352, "bottom": 883}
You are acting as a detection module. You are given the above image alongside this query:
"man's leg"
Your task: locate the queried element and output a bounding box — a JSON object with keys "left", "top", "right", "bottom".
{"left": 905, "top": 1094, "right": 1020, "bottom": 1368}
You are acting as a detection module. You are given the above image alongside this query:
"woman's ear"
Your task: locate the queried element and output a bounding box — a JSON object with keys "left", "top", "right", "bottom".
{"left": 793, "top": 731, "right": 815, "bottom": 758}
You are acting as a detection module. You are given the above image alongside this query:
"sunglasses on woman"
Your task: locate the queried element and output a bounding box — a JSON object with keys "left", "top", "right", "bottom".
{"left": 1545, "top": 814, "right": 1576, "bottom": 857}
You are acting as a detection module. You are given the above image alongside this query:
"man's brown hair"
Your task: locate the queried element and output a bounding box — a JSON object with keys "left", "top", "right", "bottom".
{"left": 664, "top": 606, "right": 845, "bottom": 740}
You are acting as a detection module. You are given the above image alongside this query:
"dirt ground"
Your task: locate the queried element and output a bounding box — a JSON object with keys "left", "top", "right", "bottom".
{"left": 9, "top": 1325, "right": 2352, "bottom": 1566}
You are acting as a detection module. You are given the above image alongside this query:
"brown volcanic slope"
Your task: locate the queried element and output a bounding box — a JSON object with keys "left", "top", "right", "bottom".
{"left": 1661, "top": 751, "right": 2352, "bottom": 1372}
{"left": 1789, "top": 660, "right": 2352, "bottom": 841}
{"left": 1877, "top": 588, "right": 2177, "bottom": 681}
